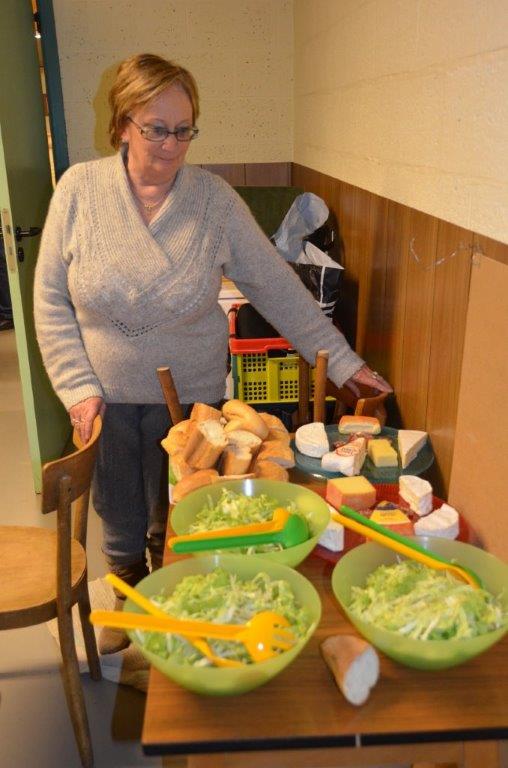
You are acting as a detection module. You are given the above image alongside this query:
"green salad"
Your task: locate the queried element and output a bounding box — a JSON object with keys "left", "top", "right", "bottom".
{"left": 349, "top": 560, "right": 507, "bottom": 641}
{"left": 188, "top": 488, "right": 299, "bottom": 553}
{"left": 138, "top": 567, "right": 311, "bottom": 665}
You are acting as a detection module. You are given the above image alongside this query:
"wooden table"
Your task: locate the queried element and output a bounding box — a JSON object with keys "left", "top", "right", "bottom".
{"left": 142, "top": 473, "right": 508, "bottom": 768}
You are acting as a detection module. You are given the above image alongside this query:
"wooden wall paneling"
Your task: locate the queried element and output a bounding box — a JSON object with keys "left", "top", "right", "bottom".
{"left": 396, "top": 208, "right": 439, "bottom": 429}
{"left": 425, "top": 221, "right": 473, "bottom": 497}
{"left": 448, "top": 254, "right": 508, "bottom": 559}
{"left": 244, "top": 162, "right": 291, "bottom": 186}
{"left": 201, "top": 164, "right": 246, "bottom": 185}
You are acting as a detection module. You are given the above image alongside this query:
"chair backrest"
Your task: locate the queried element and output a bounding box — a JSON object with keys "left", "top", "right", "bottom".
{"left": 298, "top": 353, "right": 389, "bottom": 427}
{"left": 41, "top": 416, "right": 102, "bottom": 514}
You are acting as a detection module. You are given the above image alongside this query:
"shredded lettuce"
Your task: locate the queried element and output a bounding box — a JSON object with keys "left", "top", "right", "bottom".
{"left": 187, "top": 488, "right": 299, "bottom": 553}
{"left": 139, "top": 567, "right": 311, "bottom": 665}
{"left": 349, "top": 560, "right": 507, "bottom": 640}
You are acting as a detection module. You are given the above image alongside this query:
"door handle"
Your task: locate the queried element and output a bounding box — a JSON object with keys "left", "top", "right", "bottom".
{"left": 15, "top": 226, "right": 42, "bottom": 242}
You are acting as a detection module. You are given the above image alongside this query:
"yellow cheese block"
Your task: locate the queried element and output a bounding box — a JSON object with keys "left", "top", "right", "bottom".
{"left": 370, "top": 507, "right": 409, "bottom": 525}
{"left": 368, "top": 439, "right": 398, "bottom": 467}
{"left": 326, "top": 475, "right": 377, "bottom": 511}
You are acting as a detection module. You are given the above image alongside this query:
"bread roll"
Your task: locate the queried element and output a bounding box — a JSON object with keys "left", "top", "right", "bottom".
{"left": 253, "top": 459, "right": 289, "bottom": 482}
{"left": 256, "top": 441, "right": 295, "bottom": 468}
{"left": 222, "top": 400, "right": 269, "bottom": 440}
{"left": 190, "top": 402, "right": 223, "bottom": 423}
{"left": 221, "top": 444, "right": 252, "bottom": 476}
{"left": 183, "top": 419, "right": 228, "bottom": 469}
{"left": 172, "top": 469, "right": 219, "bottom": 503}
{"left": 226, "top": 429, "right": 262, "bottom": 453}
{"left": 265, "top": 428, "right": 291, "bottom": 446}
{"left": 258, "top": 412, "right": 289, "bottom": 435}
{"left": 320, "top": 635, "right": 379, "bottom": 706}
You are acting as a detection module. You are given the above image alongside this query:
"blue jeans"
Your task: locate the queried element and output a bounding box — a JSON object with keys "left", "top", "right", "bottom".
{"left": 0, "top": 240, "right": 13, "bottom": 321}
{"left": 92, "top": 403, "right": 186, "bottom": 568}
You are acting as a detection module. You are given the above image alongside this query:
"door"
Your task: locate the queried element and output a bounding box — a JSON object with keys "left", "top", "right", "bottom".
{"left": 0, "top": 0, "right": 69, "bottom": 492}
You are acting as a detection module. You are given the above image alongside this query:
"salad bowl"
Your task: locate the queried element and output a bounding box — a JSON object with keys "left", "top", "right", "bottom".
{"left": 170, "top": 479, "right": 330, "bottom": 567}
{"left": 125, "top": 554, "right": 321, "bottom": 695}
{"left": 332, "top": 537, "right": 508, "bottom": 670}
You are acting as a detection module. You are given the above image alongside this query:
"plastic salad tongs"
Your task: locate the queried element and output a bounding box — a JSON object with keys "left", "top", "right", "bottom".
{"left": 167, "top": 507, "right": 309, "bottom": 553}
{"left": 104, "top": 574, "right": 244, "bottom": 668}
{"left": 332, "top": 504, "right": 483, "bottom": 589}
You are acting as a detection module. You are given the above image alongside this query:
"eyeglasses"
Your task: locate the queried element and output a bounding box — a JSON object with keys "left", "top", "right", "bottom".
{"left": 127, "top": 116, "right": 199, "bottom": 142}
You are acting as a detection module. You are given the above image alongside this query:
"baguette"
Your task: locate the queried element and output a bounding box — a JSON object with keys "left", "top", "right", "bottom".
{"left": 183, "top": 419, "right": 228, "bottom": 470}
{"left": 253, "top": 459, "right": 289, "bottom": 482}
{"left": 226, "top": 429, "right": 263, "bottom": 453}
{"left": 161, "top": 419, "right": 191, "bottom": 456}
{"left": 222, "top": 400, "right": 269, "bottom": 440}
{"left": 169, "top": 452, "right": 193, "bottom": 482}
{"left": 256, "top": 440, "right": 295, "bottom": 468}
{"left": 190, "top": 402, "right": 223, "bottom": 423}
{"left": 172, "top": 469, "right": 219, "bottom": 503}
{"left": 221, "top": 444, "right": 253, "bottom": 476}
{"left": 320, "top": 635, "right": 379, "bottom": 706}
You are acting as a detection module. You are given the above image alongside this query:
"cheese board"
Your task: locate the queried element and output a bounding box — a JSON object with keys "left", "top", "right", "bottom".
{"left": 312, "top": 483, "right": 475, "bottom": 564}
{"left": 291, "top": 425, "right": 433, "bottom": 482}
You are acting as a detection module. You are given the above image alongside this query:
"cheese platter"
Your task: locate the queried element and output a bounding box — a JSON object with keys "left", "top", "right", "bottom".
{"left": 291, "top": 425, "right": 434, "bottom": 482}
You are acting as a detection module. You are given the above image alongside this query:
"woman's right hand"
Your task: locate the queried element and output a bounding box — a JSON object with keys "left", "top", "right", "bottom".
{"left": 69, "top": 396, "right": 105, "bottom": 444}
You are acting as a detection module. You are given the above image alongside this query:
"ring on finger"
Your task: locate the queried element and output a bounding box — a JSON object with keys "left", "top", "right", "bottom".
{"left": 372, "top": 371, "right": 380, "bottom": 379}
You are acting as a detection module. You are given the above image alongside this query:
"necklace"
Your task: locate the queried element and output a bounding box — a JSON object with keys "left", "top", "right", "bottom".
{"left": 137, "top": 192, "right": 167, "bottom": 211}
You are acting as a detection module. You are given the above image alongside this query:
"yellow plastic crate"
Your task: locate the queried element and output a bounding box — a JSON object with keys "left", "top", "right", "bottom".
{"left": 232, "top": 351, "right": 320, "bottom": 404}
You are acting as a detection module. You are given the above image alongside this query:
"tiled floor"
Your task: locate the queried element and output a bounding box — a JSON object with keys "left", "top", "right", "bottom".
{"left": 0, "top": 328, "right": 165, "bottom": 767}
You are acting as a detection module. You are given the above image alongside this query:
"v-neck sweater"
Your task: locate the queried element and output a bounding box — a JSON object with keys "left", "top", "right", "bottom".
{"left": 34, "top": 152, "right": 364, "bottom": 410}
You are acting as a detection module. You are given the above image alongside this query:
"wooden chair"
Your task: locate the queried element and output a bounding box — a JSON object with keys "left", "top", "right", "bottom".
{"left": 298, "top": 351, "right": 389, "bottom": 426}
{"left": 157, "top": 366, "right": 185, "bottom": 425}
{"left": 0, "top": 416, "right": 103, "bottom": 768}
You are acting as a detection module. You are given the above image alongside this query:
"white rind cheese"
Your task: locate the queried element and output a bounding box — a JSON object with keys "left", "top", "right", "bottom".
{"left": 399, "top": 475, "right": 433, "bottom": 516}
{"left": 295, "top": 422, "right": 329, "bottom": 458}
{"left": 398, "top": 430, "right": 428, "bottom": 469}
{"left": 321, "top": 438, "right": 367, "bottom": 476}
{"left": 318, "top": 515, "right": 345, "bottom": 552}
{"left": 414, "top": 503, "right": 459, "bottom": 539}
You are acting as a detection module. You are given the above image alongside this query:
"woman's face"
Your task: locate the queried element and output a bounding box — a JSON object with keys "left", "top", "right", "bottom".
{"left": 121, "top": 84, "right": 194, "bottom": 184}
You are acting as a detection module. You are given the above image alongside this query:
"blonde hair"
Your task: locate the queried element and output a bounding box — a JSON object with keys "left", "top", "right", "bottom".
{"left": 108, "top": 53, "right": 199, "bottom": 150}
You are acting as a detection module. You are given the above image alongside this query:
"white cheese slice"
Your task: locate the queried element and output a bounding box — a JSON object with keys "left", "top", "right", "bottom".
{"left": 398, "top": 430, "right": 428, "bottom": 469}
{"left": 321, "top": 438, "right": 367, "bottom": 476}
{"left": 399, "top": 475, "right": 433, "bottom": 516}
{"left": 414, "top": 503, "right": 459, "bottom": 539}
{"left": 295, "top": 422, "right": 329, "bottom": 458}
{"left": 318, "top": 515, "right": 345, "bottom": 552}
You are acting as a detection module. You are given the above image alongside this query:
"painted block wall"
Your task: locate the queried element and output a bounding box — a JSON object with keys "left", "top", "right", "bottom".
{"left": 294, "top": 0, "right": 508, "bottom": 245}
{"left": 52, "top": 0, "right": 293, "bottom": 166}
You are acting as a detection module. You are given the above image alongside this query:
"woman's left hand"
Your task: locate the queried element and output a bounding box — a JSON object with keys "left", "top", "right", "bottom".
{"left": 344, "top": 364, "right": 393, "bottom": 397}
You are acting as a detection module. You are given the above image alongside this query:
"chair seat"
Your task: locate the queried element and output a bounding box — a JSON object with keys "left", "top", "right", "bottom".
{"left": 0, "top": 526, "right": 87, "bottom": 627}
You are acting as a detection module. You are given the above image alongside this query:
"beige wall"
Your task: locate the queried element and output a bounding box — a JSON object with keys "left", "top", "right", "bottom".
{"left": 53, "top": 0, "right": 293, "bottom": 166}
{"left": 294, "top": 0, "right": 508, "bottom": 245}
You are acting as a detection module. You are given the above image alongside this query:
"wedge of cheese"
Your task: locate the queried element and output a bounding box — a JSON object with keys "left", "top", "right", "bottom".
{"left": 399, "top": 475, "right": 433, "bottom": 516}
{"left": 370, "top": 504, "right": 414, "bottom": 536}
{"left": 368, "top": 438, "right": 398, "bottom": 467}
{"left": 295, "top": 422, "right": 329, "bottom": 458}
{"left": 321, "top": 438, "right": 367, "bottom": 476}
{"left": 318, "top": 516, "right": 345, "bottom": 552}
{"left": 326, "top": 476, "right": 376, "bottom": 511}
{"left": 338, "top": 415, "right": 381, "bottom": 435}
{"left": 397, "top": 430, "right": 428, "bottom": 469}
{"left": 414, "top": 503, "right": 459, "bottom": 539}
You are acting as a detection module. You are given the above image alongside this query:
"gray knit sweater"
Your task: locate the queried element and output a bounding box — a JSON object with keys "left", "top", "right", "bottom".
{"left": 34, "top": 152, "right": 364, "bottom": 410}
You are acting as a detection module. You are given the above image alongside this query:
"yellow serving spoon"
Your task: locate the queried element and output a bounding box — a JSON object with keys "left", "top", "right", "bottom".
{"left": 332, "top": 504, "right": 483, "bottom": 589}
{"left": 105, "top": 574, "right": 243, "bottom": 668}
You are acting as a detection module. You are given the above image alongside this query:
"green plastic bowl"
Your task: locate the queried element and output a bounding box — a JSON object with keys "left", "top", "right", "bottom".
{"left": 332, "top": 537, "right": 508, "bottom": 670}
{"left": 125, "top": 554, "right": 321, "bottom": 695}
{"left": 170, "top": 479, "right": 330, "bottom": 568}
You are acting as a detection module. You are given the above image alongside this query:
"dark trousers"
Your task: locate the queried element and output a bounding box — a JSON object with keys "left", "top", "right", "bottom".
{"left": 0, "top": 240, "right": 13, "bottom": 321}
{"left": 92, "top": 403, "right": 187, "bottom": 568}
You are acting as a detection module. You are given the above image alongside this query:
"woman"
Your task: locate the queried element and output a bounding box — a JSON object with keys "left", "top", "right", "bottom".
{"left": 34, "top": 53, "right": 391, "bottom": 653}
